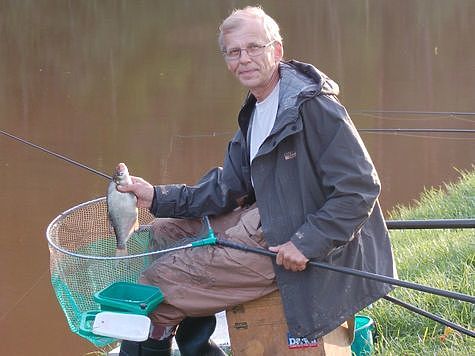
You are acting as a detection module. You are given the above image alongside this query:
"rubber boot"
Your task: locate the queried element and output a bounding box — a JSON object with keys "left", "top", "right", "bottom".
{"left": 175, "top": 315, "right": 226, "bottom": 356}
{"left": 119, "top": 337, "right": 172, "bottom": 356}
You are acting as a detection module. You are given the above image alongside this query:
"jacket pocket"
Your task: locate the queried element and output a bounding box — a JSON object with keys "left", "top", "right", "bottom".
{"left": 241, "top": 208, "right": 265, "bottom": 242}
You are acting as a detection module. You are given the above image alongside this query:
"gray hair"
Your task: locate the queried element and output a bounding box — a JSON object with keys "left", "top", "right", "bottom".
{"left": 218, "top": 6, "right": 283, "bottom": 52}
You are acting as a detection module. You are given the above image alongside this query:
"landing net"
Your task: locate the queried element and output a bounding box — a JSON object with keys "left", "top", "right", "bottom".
{"left": 46, "top": 197, "right": 157, "bottom": 347}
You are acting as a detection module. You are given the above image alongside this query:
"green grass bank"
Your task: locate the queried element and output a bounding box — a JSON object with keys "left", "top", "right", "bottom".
{"left": 365, "top": 167, "right": 474, "bottom": 355}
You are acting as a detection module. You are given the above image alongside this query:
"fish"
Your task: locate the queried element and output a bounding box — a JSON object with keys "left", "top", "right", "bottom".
{"left": 107, "top": 162, "right": 139, "bottom": 256}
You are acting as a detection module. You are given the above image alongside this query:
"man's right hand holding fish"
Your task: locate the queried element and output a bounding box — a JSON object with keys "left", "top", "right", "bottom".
{"left": 117, "top": 176, "right": 154, "bottom": 209}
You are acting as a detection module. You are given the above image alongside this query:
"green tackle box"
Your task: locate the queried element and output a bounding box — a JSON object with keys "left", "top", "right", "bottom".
{"left": 94, "top": 282, "right": 164, "bottom": 315}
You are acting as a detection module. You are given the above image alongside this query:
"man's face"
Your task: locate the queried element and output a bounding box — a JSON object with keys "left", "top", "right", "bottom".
{"left": 223, "top": 19, "right": 282, "bottom": 97}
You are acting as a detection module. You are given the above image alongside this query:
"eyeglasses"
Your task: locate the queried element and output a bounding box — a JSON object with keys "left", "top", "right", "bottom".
{"left": 222, "top": 41, "right": 275, "bottom": 61}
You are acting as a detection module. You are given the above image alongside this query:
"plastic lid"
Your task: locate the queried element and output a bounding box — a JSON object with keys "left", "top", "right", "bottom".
{"left": 92, "top": 311, "right": 151, "bottom": 342}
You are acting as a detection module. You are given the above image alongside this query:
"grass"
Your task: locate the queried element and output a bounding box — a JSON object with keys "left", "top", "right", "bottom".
{"left": 363, "top": 167, "right": 475, "bottom": 355}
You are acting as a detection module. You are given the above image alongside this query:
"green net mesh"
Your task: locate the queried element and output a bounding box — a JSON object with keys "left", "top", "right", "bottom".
{"left": 46, "top": 197, "right": 157, "bottom": 347}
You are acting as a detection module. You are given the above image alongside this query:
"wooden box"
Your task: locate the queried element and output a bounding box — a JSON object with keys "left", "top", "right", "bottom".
{"left": 226, "top": 291, "right": 352, "bottom": 356}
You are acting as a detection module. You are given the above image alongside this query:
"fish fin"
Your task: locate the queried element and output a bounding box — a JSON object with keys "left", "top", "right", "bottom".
{"left": 107, "top": 212, "right": 116, "bottom": 235}
{"left": 115, "top": 248, "right": 128, "bottom": 257}
{"left": 112, "top": 225, "right": 120, "bottom": 237}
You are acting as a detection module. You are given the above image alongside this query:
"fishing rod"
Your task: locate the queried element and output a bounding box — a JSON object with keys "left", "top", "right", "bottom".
{"left": 352, "top": 110, "right": 475, "bottom": 117}
{"left": 0, "top": 129, "right": 112, "bottom": 180}
{"left": 386, "top": 219, "right": 475, "bottom": 229}
{"left": 215, "top": 238, "right": 474, "bottom": 304}
{"left": 358, "top": 128, "right": 475, "bottom": 134}
{"left": 383, "top": 295, "right": 475, "bottom": 338}
{"left": 200, "top": 217, "right": 475, "bottom": 305}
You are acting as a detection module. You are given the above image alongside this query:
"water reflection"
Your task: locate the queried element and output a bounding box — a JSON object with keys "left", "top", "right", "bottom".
{"left": 0, "top": 1, "right": 474, "bottom": 354}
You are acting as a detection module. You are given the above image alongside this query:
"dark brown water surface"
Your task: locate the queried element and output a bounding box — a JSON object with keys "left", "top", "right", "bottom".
{"left": 1, "top": 1, "right": 474, "bottom": 354}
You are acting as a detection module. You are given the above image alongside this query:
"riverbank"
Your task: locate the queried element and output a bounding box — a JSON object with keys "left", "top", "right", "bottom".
{"left": 365, "top": 168, "right": 475, "bottom": 355}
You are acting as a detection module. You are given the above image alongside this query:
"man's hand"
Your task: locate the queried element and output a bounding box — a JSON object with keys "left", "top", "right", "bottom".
{"left": 117, "top": 176, "right": 155, "bottom": 209}
{"left": 269, "top": 241, "right": 309, "bottom": 272}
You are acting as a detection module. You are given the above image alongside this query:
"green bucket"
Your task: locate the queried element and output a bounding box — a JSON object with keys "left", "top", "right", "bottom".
{"left": 94, "top": 282, "right": 164, "bottom": 315}
{"left": 351, "top": 315, "right": 375, "bottom": 355}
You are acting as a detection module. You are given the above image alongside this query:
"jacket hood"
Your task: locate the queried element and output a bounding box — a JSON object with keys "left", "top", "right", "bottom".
{"left": 278, "top": 60, "right": 339, "bottom": 114}
{"left": 237, "top": 60, "right": 341, "bottom": 156}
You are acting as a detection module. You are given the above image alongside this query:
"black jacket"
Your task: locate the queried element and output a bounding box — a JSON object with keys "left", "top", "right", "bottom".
{"left": 151, "top": 60, "right": 395, "bottom": 338}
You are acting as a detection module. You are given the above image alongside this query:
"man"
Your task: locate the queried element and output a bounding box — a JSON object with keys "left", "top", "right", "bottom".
{"left": 118, "top": 6, "right": 395, "bottom": 356}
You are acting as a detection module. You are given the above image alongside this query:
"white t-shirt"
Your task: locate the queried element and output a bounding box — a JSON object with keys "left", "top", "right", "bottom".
{"left": 250, "top": 81, "right": 280, "bottom": 163}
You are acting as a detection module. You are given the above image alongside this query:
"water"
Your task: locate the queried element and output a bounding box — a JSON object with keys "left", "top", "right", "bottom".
{"left": 0, "top": 1, "right": 474, "bottom": 354}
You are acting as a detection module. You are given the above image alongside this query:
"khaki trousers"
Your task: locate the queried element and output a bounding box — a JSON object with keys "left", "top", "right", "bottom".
{"left": 140, "top": 204, "right": 278, "bottom": 327}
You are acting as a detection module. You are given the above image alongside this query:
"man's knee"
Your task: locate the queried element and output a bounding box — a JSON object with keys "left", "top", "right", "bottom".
{"left": 150, "top": 218, "right": 202, "bottom": 247}
{"left": 151, "top": 218, "right": 179, "bottom": 240}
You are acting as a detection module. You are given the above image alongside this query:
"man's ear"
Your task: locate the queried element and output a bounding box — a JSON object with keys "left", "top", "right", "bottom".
{"left": 274, "top": 41, "right": 284, "bottom": 62}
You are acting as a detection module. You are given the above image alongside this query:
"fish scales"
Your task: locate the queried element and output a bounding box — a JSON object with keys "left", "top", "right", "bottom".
{"left": 107, "top": 162, "right": 139, "bottom": 256}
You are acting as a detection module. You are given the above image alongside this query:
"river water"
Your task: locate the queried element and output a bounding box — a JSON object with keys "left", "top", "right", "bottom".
{"left": 1, "top": 1, "right": 474, "bottom": 354}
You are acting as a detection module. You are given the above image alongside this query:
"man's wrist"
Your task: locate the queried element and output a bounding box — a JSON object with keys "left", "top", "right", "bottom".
{"left": 149, "top": 187, "right": 158, "bottom": 214}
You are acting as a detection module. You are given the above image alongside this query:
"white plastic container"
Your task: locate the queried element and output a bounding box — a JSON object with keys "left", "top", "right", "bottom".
{"left": 92, "top": 311, "right": 151, "bottom": 342}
